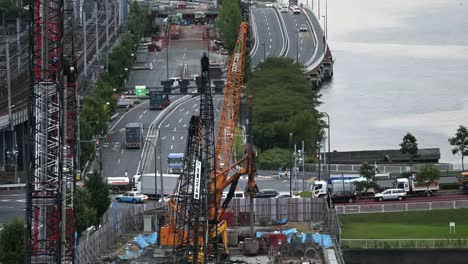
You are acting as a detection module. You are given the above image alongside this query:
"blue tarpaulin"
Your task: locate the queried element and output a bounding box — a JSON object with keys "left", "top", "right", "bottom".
{"left": 311, "top": 233, "right": 333, "bottom": 248}
{"left": 143, "top": 233, "right": 157, "bottom": 245}
{"left": 117, "top": 233, "right": 158, "bottom": 260}
{"left": 134, "top": 235, "right": 150, "bottom": 248}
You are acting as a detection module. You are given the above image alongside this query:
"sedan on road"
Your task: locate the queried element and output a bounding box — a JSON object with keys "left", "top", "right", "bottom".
{"left": 265, "top": 2, "right": 273, "bottom": 7}
{"left": 116, "top": 191, "right": 148, "bottom": 203}
{"left": 374, "top": 188, "right": 406, "bottom": 201}
{"left": 299, "top": 24, "right": 308, "bottom": 32}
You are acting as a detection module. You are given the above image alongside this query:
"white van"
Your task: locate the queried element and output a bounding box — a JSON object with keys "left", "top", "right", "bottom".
{"left": 222, "top": 191, "right": 245, "bottom": 199}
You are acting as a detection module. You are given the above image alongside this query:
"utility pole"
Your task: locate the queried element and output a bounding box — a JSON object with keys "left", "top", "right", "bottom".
{"left": 6, "top": 40, "right": 12, "bottom": 128}
{"left": 105, "top": 0, "right": 109, "bottom": 49}
{"left": 16, "top": 16, "right": 21, "bottom": 72}
{"left": 289, "top": 132, "right": 293, "bottom": 196}
{"left": 95, "top": 1, "right": 99, "bottom": 69}
{"left": 294, "top": 143, "right": 297, "bottom": 192}
{"left": 83, "top": 11, "right": 88, "bottom": 77}
{"left": 166, "top": 25, "right": 169, "bottom": 81}
{"left": 302, "top": 140, "right": 305, "bottom": 192}
{"left": 158, "top": 130, "right": 164, "bottom": 198}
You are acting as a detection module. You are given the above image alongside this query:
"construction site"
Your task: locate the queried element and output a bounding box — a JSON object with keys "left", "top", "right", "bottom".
{"left": 0, "top": 0, "right": 343, "bottom": 263}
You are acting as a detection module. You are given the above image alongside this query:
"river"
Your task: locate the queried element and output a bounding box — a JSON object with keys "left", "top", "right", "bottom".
{"left": 312, "top": 0, "right": 468, "bottom": 165}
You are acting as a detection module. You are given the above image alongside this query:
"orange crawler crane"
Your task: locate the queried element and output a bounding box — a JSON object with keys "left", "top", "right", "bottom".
{"left": 159, "top": 21, "right": 257, "bottom": 263}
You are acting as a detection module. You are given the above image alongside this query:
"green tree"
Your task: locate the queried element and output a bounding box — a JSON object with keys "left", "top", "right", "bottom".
{"left": 355, "top": 162, "right": 379, "bottom": 195}
{"left": 417, "top": 164, "right": 441, "bottom": 191}
{"left": 448, "top": 125, "right": 468, "bottom": 171}
{"left": 0, "top": 218, "right": 24, "bottom": 264}
{"left": 216, "top": 0, "right": 242, "bottom": 53}
{"left": 75, "top": 188, "right": 97, "bottom": 236}
{"left": 257, "top": 147, "right": 291, "bottom": 170}
{"left": 0, "top": 0, "right": 17, "bottom": 19}
{"left": 400, "top": 132, "right": 419, "bottom": 170}
{"left": 85, "top": 171, "right": 111, "bottom": 226}
{"left": 247, "top": 57, "right": 321, "bottom": 153}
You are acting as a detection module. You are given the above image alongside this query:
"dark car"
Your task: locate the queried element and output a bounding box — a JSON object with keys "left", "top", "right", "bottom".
{"left": 256, "top": 189, "right": 279, "bottom": 198}
{"left": 330, "top": 191, "right": 356, "bottom": 203}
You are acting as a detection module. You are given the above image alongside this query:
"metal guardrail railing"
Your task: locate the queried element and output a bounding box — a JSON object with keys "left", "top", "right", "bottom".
{"left": 341, "top": 239, "right": 468, "bottom": 249}
{"left": 335, "top": 200, "right": 468, "bottom": 214}
{"left": 0, "top": 183, "right": 26, "bottom": 190}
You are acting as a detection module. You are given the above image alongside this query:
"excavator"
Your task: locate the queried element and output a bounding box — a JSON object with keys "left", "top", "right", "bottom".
{"left": 159, "top": 21, "right": 257, "bottom": 263}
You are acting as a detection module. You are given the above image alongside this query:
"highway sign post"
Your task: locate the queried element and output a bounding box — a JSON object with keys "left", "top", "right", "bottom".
{"left": 135, "top": 85, "right": 147, "bottom": 97}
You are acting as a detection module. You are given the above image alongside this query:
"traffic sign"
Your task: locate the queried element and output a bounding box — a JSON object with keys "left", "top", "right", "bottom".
{"left": 135, "top": 85, "right": 147, "bottom": 97}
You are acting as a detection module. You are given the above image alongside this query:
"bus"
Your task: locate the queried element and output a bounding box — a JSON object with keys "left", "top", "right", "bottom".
{"left": 459, "top": 171, "right": 468, "bottom": 192}
{"left": 149, "top": 91, "right": 170, "bottom": 110}
{"left": 125, "top": 123, "right": 143, "bottom": 149}
{"left": 167, "top": 153, "right": 184, "bottom": 174}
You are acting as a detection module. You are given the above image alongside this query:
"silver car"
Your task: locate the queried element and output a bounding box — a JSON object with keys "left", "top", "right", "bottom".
{"left": 374, "top": 188, "right": 406, "bottom": 201}
{"left": 299, "top": 24, "right": 308, "bottom": 32}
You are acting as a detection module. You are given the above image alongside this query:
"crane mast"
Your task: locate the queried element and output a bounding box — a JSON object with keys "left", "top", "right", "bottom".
{"left": 26, "top": 0, "right": 76, "bottom": 262}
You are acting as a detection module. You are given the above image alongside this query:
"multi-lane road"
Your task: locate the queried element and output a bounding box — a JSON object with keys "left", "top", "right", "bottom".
{"left": 251, "top": 5, "right": 319, "bottom": 67}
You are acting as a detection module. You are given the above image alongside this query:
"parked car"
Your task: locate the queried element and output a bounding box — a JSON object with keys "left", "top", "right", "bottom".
{"left": 256, "top": 189, "right": 279, "bottom": 198}
{"left": 265, "top": 2, "right": 273, "bottom": 7}
{"left": 276, "top": 192, "right": 300, "bottom": 199}
{"left": 281, "top": 6, "right": 289, "bottom": 13}
{"left": 299, "top": 24, "right": 308, "bottom": 32}
{"left": 116, "top": 191, "right": 148, "bottom": 203}
{"left": 374, "top": 188, "right": 406, "bottom": 201}
{"left": 330, "top": 191, "right": 356, "bottom": 203}
{"left": 293, "top": 7, "right": 301, "bottom": 14}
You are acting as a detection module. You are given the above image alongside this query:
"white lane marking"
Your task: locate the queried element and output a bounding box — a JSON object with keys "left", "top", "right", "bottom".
{"left": 269, "top": 32, "right": 271, "bottom": 36}
{"left": 301, "top": 39, "right": 303, "bottom": 44}
{"left": 195, "top": 108, "right": 199, "bottom": 112}
{"left": 267, "top": 26, "right": 270, "bottom": 31}
{"left": 180, "top": 136, "right": 184, "bottom": 140}
{"left": 121, "top": 149, "right": 124, "bottom": 154}
{"left": 139, "top": 114, "right": 143, "bottom": 119}
{"left": 282, "top": 180, "right": 288, "bottom": 184}
{"left": 296, "top": 23, "right": 298, "bottom": 26}
{"left": 165, "top": 123, "right": 170, "bottom": 127}
{"left": 266, "top": 52, "right": 270, "bottom": 56}
{"left": 269, "top": 45, "right": 272, "bottom": 49}
{"left": 270, "top": 38, "right": 272, "bottom": 42}
{"left": 109, "top": 100, "right": 148, "bottom": 133}
{"left": 301, "top": 46, "right": 303, "bottom": 50}
{"left": 179, "top": 118, "right": 183, "bottom": 123}
{"left": 143, "top": 109, "right": 148, "bottom": 114}
{"left": 179, "top": 108, "right": 184, "bottom": 112}
{"left": 117, "top": 159, "right": 121, "bottom": 165}
{"left": 172, "top": 136, "right": 175, "bottom": 141}
{"left": 174, "top": 127, "right": 177, "bottom": 132}
{"left": 183, "top": 124, "right": 187, "bottom": 127}
{"left": 171, "top": 145, "right": 173, "bottom": 150}
{"left": 161, "top": 136, "right": 166, "bottom": 140}
{"left": 298, "top": 53, "right": 301, "bottom": 58}
{"left": 185, "top": 111, "right": 189, "bottom": 115}
{"left": 193, "top": 103, "right": 198, "bottom": 108}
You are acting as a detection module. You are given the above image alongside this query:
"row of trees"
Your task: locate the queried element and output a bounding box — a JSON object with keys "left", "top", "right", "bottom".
{"left": 0, "top": 172, "right": 109, "bottom": 264}
{"left": 216, "top": 0, "right": 242, "bottom": 54}
{"left": 79, "top": 1, "right": 147, "bottom": 167}
{"left": 247, "top": 57, "right": 322, "bottom": 169}
{"left": 400, "top": 125, "right": 468, "bottom": 171}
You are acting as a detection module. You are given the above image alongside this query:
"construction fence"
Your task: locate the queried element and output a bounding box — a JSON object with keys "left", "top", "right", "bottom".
{"left": 335, "top": 199, "right": 468, "bottom": 214}
{"left": 75, "top": 202, "right": 158, "bottom": 263}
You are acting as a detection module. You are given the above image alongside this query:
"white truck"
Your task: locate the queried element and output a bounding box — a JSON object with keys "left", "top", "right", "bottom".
{"left": 107, "top": 177, "right": 132, "bottom": 194}
{"left": 311, "top": 175, "right": 375, "bottom": 200}
{"left": 133, "top": 173, "right": 180, "bottom": 199}
{"left": 395, "top": 175, "right": 439, "bottom": 197}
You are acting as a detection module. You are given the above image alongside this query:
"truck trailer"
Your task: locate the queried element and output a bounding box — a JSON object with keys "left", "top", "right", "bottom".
{"left": 107, "top": 177, "right": 132, "bottom": 193}
{"left": 395, "top": 175, "right": 439, "bottom": 197}
{"left": 133, "top": 173, "right": 180, "bottom": 199}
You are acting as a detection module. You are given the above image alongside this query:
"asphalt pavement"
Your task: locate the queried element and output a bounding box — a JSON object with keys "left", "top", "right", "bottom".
{"left": 251, "top": 7, "right": 285, "bottom": 65}
{"left": 280, "top": 9, "right": 316, "bottom": 65}
{"left": 0, "top": 190, "right": 26, "bottom": 228}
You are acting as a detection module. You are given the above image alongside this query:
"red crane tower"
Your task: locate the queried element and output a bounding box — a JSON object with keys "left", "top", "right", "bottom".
{"left": 26, "top": 0, "right": 77, "bottom": 262}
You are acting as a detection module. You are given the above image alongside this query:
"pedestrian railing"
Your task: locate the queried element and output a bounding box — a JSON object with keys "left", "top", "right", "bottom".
{"left": 335, "top": 200, "right": 468, "bottom": 214}
{"left": 341, "top": 239, "right": 468, "bottom": 249}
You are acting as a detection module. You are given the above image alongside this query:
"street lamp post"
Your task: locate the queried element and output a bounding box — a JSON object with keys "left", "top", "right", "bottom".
{"left": 322, "top": 15, "right": 326, "bottom": 39}
{"left": 145, "top": 139, "right": 158, "bottom": 200}
{"left": 321, "top": 112, "right": 331, "bottom": 179}
{"left": 296, "top": 30, "right": 299, "bottom": 63}
{"left": 325, "top": 0, "right": 328, "bottom": 39}
{"left": 289, "top": 132, "right": 293, "bottom": 196}
{"left": 261, "top": 43, "right": 266, "bottom": 61}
